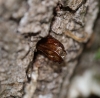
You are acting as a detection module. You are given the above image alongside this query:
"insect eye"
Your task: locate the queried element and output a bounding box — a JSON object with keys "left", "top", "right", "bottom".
{"left": 36, "top": 35, "right": 66, "bottom": 63}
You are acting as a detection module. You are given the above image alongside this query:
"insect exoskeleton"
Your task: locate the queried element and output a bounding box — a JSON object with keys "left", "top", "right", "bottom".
{"left": 36, "top": 35, "right": 66, "bottom": 63}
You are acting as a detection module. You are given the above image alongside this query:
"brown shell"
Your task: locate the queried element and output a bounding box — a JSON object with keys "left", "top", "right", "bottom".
{"left": 36, "top": 35, "right": 66, "bottom": 63}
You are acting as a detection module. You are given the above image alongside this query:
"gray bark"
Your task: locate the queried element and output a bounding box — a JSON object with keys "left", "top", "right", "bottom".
{"left": 0, "top": 0, "right": 98, "bottom": 98}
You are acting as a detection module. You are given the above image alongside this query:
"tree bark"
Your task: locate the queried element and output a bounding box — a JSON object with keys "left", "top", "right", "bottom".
{"left": 0, "top": 0, "right": 98, "bottom": 98}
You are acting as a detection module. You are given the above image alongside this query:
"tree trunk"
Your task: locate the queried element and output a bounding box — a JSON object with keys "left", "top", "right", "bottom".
{"left": 0, "top": 0, "right": 98, "bottom": 98}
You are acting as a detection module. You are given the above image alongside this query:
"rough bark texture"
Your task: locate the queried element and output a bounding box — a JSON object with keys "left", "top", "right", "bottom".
{"left": 0, "top": 0, "right": 99, "bottom": 98}
{"left": 68, "top": 2, "right": 100, "bottom": 97}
